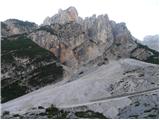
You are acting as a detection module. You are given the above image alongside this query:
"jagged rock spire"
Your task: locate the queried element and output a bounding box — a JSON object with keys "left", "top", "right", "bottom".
{"left": 43, "top": 6, "right": 78, "bottom": 25}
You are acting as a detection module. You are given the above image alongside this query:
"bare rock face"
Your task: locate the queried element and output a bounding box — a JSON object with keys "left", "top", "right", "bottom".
{"left": 29, "top": 7, "right": 158, "bottom": 72}
{"left": 1, "top": 6, "right": 159, "bottom": 119}
{"left": 2, "top": 7, "right": 158, "bottom": 82}
{"left": 104, "top": 21, "right": 138, "bottom": 60}
{"left": 31, "top": 8, "right": 115, "bottom": 70}
{"left": 43, "top": 6, "right": 78, "bottom": 25}
{"left": 1, "top": 19, "right": 38, "bottom": 37}
{"left": 1, "top": 35, "right": 64, "bottom": 103}
{"left": 1, "top": 59, "right": 159, "bottom": 119}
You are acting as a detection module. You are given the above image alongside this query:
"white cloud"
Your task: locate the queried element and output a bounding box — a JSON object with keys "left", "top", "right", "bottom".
{"left": 0, "top": 0, "right": 159, "bottom": 40}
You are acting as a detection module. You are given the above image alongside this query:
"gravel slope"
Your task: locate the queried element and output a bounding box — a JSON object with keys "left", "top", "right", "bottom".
{"left": 1, "top": 58, "right": 159, "bottom": 118}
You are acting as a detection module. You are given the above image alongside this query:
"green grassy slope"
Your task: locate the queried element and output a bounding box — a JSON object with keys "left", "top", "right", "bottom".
{"left": 1, "top": 35, "right": 63, "bottom": 103}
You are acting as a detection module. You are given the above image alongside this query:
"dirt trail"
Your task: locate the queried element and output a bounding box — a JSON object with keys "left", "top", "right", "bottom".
{"left": 58, "top": 87, "right": 158, "bottom": 108}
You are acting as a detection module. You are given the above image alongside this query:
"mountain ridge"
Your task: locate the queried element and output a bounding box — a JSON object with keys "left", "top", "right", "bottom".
{"left": 1, "top": 6, "right": 159, "bottom": 119}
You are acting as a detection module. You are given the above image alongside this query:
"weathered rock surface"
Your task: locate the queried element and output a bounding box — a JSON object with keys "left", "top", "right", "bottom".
{"left": 1, "top": 19, "right": 38, "bottom": 37}
{"left": 30, "top": 8, "right": 158, "bottom": 72}
{"left": 1, "top": 6, "right": 159, "bottom": 119}
{"left": 1, "top": 59, "right": 159, "bottom": 118}
{"left": 1, "top": 35, "right": 64, "bottom": 103}
{"left": 43, "top": 6, "right": 79, "bottom": 25}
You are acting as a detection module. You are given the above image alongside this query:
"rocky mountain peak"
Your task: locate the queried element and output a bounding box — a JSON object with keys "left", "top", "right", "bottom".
{"left": 30, "top": 6, "right": 158, "bottom": 71}
{"left": 43, "top": 6, "right": 78, "bottom": 25}
{"left": 1, "top": 6, "right": 159, "bottom": 119}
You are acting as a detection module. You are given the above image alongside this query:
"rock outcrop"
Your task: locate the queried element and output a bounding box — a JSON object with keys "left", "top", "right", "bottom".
{"left": 1, "top": 19, "right": 38, "bottom": 37}
{"left": 29, "top": 7, "right": 158, "bottom": 73}
{"left": 1, "top": 7, "right": 158, "bottom": 101}
{"left": 1, "top": 35, "right": 63, "bottom": 103}
{"left": 2, "top": 59, "right": 159, "bottom": 119}
{"left": 1, "top": 6, "right": 159, "bottom": 119}
{"left": 43, "top": 6, "right": 79, "bottom": 25}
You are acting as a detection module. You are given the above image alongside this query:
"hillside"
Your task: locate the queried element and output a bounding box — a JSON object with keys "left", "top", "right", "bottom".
{"left": 1, "top": 59, "right": 159, "bottom": 118}
{"left": 1, "top": 35, "right": 64, "bottom": 103}
{"left": 1, "top": 19, "right": 37, "bottom": 37}
{"left": 1, "top": 6, "right": 159, "bottom": 119}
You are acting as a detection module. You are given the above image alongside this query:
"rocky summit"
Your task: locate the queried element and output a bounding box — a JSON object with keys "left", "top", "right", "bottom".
{"left": 29, "top": 7, "right": 158, "bottom": 73}
{"left": 43, "top": 6, "right": 79, "bottom": 25}
{"left": 1, "top": 7, "right": 159, "bottom": 119}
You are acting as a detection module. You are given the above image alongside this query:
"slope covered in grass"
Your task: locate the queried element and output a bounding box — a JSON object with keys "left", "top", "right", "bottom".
{"left": 1, "top": 35, "right": 64, "bottom": 103}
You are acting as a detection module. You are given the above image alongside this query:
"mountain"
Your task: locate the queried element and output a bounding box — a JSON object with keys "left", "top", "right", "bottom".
{"left": 43, "top": 6, "right": 80, "bottom": 25}
{"left": 1, "top": 7, "right": 159, "bottom": 119}
{"left": 1, "top": 35, "right": 64, "bottom": 103}
{"left": 30, "top": 7, "right": 158, "bottom": 71}
{"left": 142, "top": 35, "right": 159, "bottom": 51}
{"left": 1, "top": 19, "right": 38, "bottom": 37}
{"left": 2, "top": 59, "right": 158, "bottom": 118}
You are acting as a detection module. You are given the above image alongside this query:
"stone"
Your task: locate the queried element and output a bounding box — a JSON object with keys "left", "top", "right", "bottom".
{"left": 43, "top": 6, "right": 78, "bottom": 25}
{"left": 1, "top": 19, "right": 37, "bottom": 37}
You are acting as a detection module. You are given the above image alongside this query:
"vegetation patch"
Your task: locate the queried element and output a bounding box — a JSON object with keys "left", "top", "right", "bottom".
{"left": 1, "top": 35, "right": 63, "bottom": 103}
{"left": 75, "top": 110, "right": 107, "bottom": 119}
{"left": 28, "top": 63, "right": 63, "bottom": 87}
{"left": 131, "top": 43, "right": 159, "bottom": 64}
{"left": 1, "top": 80, "right": 28, "bottom": 103}
{"left": 45, "top": 104, "right": 68, "bottom": 119}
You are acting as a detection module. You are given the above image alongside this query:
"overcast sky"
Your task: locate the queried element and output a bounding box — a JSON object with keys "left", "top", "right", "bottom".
{"left": 0, "top": 0, "right": 159, "bottom": 40}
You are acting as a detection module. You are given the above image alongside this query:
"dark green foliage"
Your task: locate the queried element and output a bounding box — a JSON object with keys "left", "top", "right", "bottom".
{"left": 28, "top": 63, "right": 63, "bottom": 87}
{"left": 75, "top": 110, "right": 107, "bottom": 119}
{"left": 134, "top": 101, "right": 140, "bottom": 107}
{"left": 44, "top": 105, "right": 107, "bottom": 119}
{"left": 38, "top": 112, "right": 47, "bottom": 116}
{"left": 1, "top": 53, "right": 15, "bottom": 63}
{"left": 2, "top": 111, "right": 10, "bottom": 116}
{"left": 13, "top": 114, "right": 21, "bottom": 117}
{"left": 1, "top": 35, "right": 63, "bottom": 103}
{"left": 45, "top": 104, "right": 68, "bottom": 119}
{"left": 144, "top": 107, "right": 159, "bottom": 119}
{"left": 1, "top": 81, "right": 28, "bottom": 103}
{"left": 2, "top": 105, "right": 108, "bottom": 119}
{"left": 145, "top": 114, "right": 158, "bottom": 119}
{"left": 45, "top": 104, "right": 59, "bottom": 115}
{"left": 115, "top": 43, "right": 121, "bottom": 46}
{"left": 38, "top": 106, "right": 45, "bottom": 109}
{"left": 144, "top": 55, "right": 159, "bottom": 65}
{"left": 1, "top": 36, "right": 53, "bottom": 58}
{"left": 138, "top": 44, "right": 159, "bottom": 64}
{"left": 128, "top": 115, "right": 138, "bottom": 118}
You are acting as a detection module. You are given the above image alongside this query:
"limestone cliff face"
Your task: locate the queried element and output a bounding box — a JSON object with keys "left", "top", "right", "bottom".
{"left": 29, "top": 7, "right": 158, "bottom": 71}
{"left": 43, "top": 6, "right": 79, "bottom": 25}
{"left": 104, "top": 21, "right": 137, "bottom": 59}
{"left": 2, "top": 7, "right": 158, "bottom": 79}
{"left": 31, "top": 9, "right": 115, "bottom": 69}
{"left": 1, "top": 7, "right": 159, "bottom": 118}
